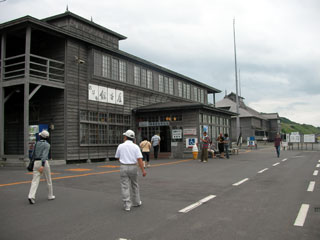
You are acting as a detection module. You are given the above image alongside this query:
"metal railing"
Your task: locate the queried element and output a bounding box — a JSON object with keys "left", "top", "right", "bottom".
{"left": 2, "top": 54, "right": 64, "bottom": 83}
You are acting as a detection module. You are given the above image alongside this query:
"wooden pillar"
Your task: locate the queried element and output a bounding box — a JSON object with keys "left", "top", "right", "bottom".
{"left": 24, "top": 26, "right": 31, "bottom": 160}
{"left": 0, "top": 34, "right": 6, "bottom": 158}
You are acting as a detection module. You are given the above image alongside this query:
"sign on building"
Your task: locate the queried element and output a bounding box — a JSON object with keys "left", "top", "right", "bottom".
{"left": 183, "top": 128, "right": 197, "bottom": 136}
{"left": 186, "top": 138, "right": 198, "bottom": 148}
{"left": 88, "top": 84, "right": 124, "bottom": 105}
{"left": 172, "top": 129, "right": 182, "bottom": 139}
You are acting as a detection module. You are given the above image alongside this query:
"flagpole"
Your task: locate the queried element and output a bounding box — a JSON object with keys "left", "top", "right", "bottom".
{"left": 233, "top": 18, "right": 240, "bottom": 144}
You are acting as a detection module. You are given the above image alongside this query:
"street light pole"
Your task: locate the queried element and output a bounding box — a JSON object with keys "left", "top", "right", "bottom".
{"left": 233, "top": 18, "right": 240, "bottom": 144}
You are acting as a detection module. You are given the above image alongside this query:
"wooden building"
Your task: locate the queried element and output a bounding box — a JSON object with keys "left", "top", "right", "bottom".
{"left": 0, "top": 11, "right": 235, "bottom": 164}
{"left": 216, "top": 93, "right": 281, "bottom": 142}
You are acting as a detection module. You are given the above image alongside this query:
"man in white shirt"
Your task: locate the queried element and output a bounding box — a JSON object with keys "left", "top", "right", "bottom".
{"left": 115, "top": 130, "right": 147, "bottom": 211}
{"left": 151, "top": 133, "right": 161, "bottom": 159}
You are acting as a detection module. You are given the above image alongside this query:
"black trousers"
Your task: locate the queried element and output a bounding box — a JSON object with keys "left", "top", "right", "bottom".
{"left": 153, "top": 145, "right": 159, "bottom": 159}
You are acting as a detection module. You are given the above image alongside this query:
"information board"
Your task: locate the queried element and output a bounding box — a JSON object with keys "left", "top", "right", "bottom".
{"left": 186, "top": 138, "right": 198, "bottom": 148}
{"left": 304, "top": 134, "right": 315, "bottom": 143}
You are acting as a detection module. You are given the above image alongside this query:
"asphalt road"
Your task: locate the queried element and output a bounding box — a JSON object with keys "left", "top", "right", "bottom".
{"left": 0, "top": 147, "right": 319, "bottom": 240}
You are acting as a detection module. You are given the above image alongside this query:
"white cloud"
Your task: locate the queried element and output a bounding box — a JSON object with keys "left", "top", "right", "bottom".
{"left": 248, "top": 95, "right": 320, "bottom": 127}
{"left": 1, "top": 0, "right": 319, "bottom": 127}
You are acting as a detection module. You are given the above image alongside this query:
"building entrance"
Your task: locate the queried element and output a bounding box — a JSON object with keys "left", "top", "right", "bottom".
{"left": 160, "top": 126, "right": 171, "bottom": 152}
{"left": 140, "top": 125, "right": 171, "bottom": 153}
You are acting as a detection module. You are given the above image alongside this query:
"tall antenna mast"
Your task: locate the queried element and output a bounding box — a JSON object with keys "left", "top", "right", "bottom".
{"left": 233, "top": 18, "right": 240, "bottom": 144}
{"left": 239, "top": 68, "right": 241, "bottom": 97}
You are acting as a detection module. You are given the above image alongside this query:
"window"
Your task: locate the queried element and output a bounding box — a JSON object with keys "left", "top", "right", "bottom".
{"left": 198, "top": 88, "right": 201, "bottom": 102}
{"left": 119, "top": 60, "right": 126, "bottom": 82}
{"left": 111, "top": 58, "right": 119, "bottom": 80}
{"left": 147, "top": 70, "right": 153, "bottom": 89}
{"left": 199, "top": 113, "right": 203, "bottom": 123}
{"left": 178, "top": 81, "right": 182, "bottom": 97}
{"left": 194, "top": 87, "right": 198, "bottom": 102}
{"left": 159, "top": 75, "right": 164, "bottom": 92}
{"left": 164, "top": 77, "right": 169, "bottom": 94}
{"left": 93, "top": 52, "right": 102, "bottom": 76}
{"left": 200, "top": 89, "right": 204, "bottom": 103}
{"left": 134, "top": 66, "right": 141, "bottom": 86}
{"left": 169, "top": 78, "right": 174, "bottom": 95}
{"left": 186, "top": 84, "right": 190, "bottom": 99}
{"left": 203, "top": 114, "right": 207, "bottom": 123}
{"left": 80, "top": 124, "right": 89, "bottom": 144}
{"left": 80, "top": 110, "right": 131, "bottom": 145}
{"left": 102, "top": 55, "right": 111, "bottom": 78}
{"left": 183, "top": 83, "right": 187, "bottom": 98}
{"left": 141, "top": 69, "right": 147, "bottom": 88}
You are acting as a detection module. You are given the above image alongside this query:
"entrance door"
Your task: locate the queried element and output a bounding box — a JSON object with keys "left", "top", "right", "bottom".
{"left": 160, "top": 126, "right": 171, "bottom": 152}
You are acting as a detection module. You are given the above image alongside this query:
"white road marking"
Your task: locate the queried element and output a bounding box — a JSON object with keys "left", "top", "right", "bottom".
{"left": 282, "top": 158, "right": 288, "bottom": 162}
{"left": 316, "top": 164, "right": 320, "bottom": 168}
{"left": 294, "top": 204, "right": 310, "bottom": 227}
{"left": 318, "top": 160, "right": 320, "bottom": 163}
{"left": 232, "top": 178, "right": 249, "bottom": 186}
{"left": 179, "top": 195, "right": 216, "bottom": 213}
{"left": 258, "top": 168, "right": 269, "bottom": 174}
{"left": 313, "top": 170, "right": 318, "bottom": 176}
{"left": 272, "top": 162, "right": 280, "bottom": 166}
{"left": 307, "top": 181, "right": 315, "bottom": 192}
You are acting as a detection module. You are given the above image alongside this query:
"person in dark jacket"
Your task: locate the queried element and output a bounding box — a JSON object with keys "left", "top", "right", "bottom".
{"left": 274, "top": 133, "right": 282, "bottom": 158}
{"left": 28, "top": 130, "right": 55, "bottom": 204}
{"left": 217, "top": 133, "right": 225, "bottom": 158}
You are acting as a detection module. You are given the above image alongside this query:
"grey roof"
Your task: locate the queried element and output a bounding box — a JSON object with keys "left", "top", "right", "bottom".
{"left": 260, "top": 113, "right": 280, "bottom": 120}
{"left": 215, "top": 96, "right": 269, "bottom": 120}
{"left": 134, "top": 101, "right": 237, "bottom": 116}
{"left": 42, "top": 11, "right": 127, "bottom": 40}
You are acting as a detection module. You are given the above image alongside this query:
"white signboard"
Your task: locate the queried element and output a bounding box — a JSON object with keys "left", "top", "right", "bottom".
{"left": 88, "top": 84, "right": 123, "bottom": 105}
{"left": 183, "top": 128, "right": 197, "bottom": 135}
{"left": 172, "top": 129, "right": 182, "bottom": 139}
{"left": 107, "top": 88, "right": 116, "bottom": 104}
{"left": 290, "top": 134, "right": 300, "bottom": 143}
{"left": 115, "top": 90, "right": 124, "bottom": 105}
{"left": 88, "top": 84, "right": 99, "bottom": 101}
{"left": 98, "top": 86, "right": 108, "bottom": 103}
{"left": 304, "top": 134, "right": 315, "bottom": 143}
{"left": 186, "top": 138, "right": 198, "bottom": 148}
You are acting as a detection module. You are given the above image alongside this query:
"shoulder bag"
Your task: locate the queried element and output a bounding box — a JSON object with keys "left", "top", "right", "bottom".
{"left": 27, "top": 142, "right": 37, "bottom": 172}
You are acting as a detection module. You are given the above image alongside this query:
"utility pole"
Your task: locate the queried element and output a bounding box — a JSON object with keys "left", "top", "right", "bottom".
{"left": 233, "top": 18, "right": 240, "bottom": 144}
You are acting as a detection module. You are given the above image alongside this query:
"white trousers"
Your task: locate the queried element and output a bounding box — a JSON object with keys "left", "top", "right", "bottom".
{"left": 120, "top": 165, "right": 141, "bottom": 208}
{"left": 28, "top": 161, "right": 54, "bottom": 200}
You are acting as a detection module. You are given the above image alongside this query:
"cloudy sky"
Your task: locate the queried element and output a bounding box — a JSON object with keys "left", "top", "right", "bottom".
{"left": 1, "top": 0, "right": 319, "bottom": 126}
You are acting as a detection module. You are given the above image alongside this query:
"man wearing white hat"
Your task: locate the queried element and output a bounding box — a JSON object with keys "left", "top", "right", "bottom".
{"left": 115, "top": 130, "right": 147, "bottom": 211}
{"left": 28, "top": 129, "right": 55, "bottom": 204}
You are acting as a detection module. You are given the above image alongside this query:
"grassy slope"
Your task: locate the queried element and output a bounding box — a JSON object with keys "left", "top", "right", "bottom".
{"left": 280, "top": 117, "right": 320, "bottom": 134}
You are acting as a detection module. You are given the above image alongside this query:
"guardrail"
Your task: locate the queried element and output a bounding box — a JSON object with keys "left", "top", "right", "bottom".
{"left": 1, "top": 54, "right": 64, "bottom": 83}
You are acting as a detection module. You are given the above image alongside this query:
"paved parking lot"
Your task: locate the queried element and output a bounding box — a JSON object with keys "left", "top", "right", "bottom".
{"left": 0, "top": 147, "right": 320, "bottom": 240}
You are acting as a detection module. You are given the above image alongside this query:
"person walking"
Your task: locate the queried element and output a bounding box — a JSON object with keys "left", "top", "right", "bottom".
{"left": 115, "top": 130, "right": 147, "bottom": 211}
{"left": 140, "top": 137, "right": 152, "bottom": 167}
{"left": 28, "top": 130, "right": 55, "bottom": 204}
{"left": 224, "top": 133, "right": 230, "bottom": 159}
{"left": 217, "top": 133, "right": 225, "bottom": 158}
{"left": 274, "top": 133, "right": 282, "bottom": 158}
{"left": 200, "top": 131, "right": 210, "bottom": 162}
{"left": 151, "top": 133, "right": 161, "bottom": 159}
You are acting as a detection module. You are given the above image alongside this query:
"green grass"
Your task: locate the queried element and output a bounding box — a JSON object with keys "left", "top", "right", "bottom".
{"left": 280, "top": 117, "right": 320, "bottom": 134}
